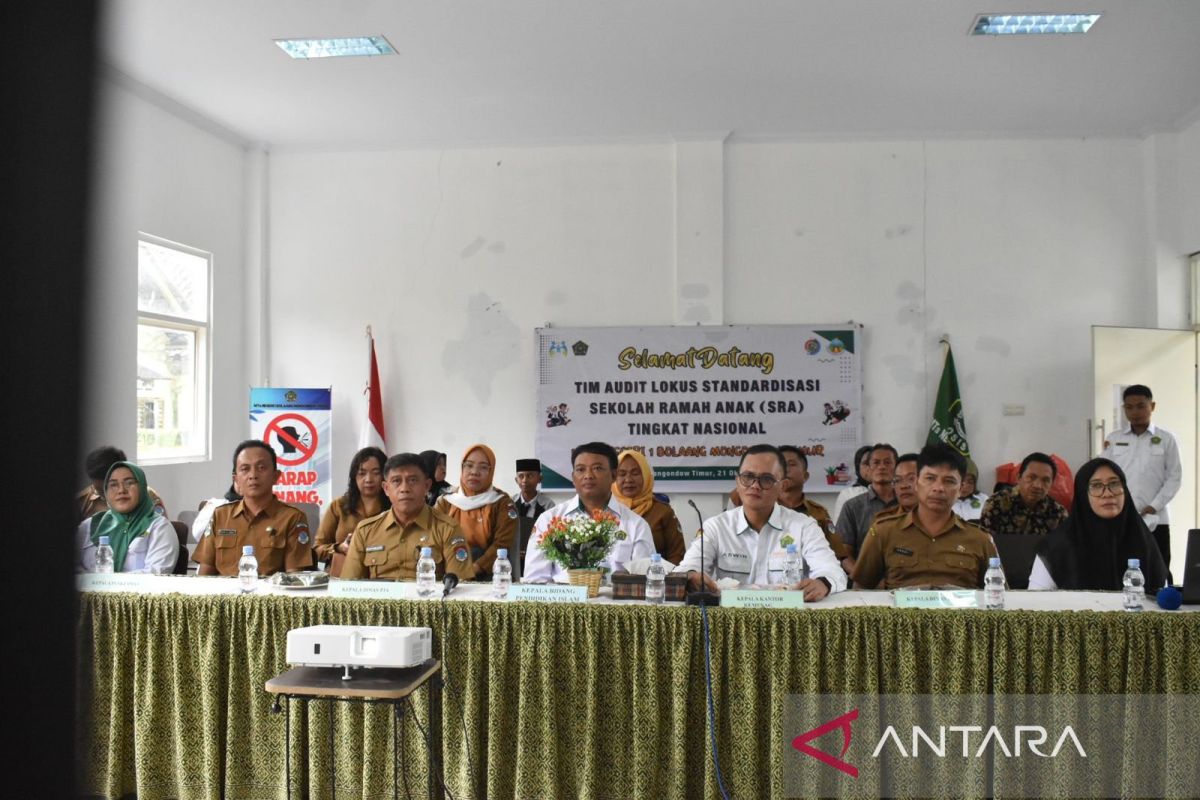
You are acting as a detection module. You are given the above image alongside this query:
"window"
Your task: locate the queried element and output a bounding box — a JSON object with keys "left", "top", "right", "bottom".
{"left": 136, "top": 234, "right": 211, "bottom": 462}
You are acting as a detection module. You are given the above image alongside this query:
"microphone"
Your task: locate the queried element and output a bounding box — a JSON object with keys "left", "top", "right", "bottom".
{"left": 1157, "top": 585, "right": 1182, "bottom": 610}
{"left": 685, "top": 499, "right": 720, "bottom": 607}
{"left": 442, "top": 573, "right": 460, "bottom": 598}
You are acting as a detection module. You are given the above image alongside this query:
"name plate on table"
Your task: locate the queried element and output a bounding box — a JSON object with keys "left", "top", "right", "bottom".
{"left": 328, "top": 580, "right": 412, "bottom": 600}
{"left": 77, "top": 573, "right": 162, "bottom": 593}
{"left": 722, "top": 589, "right": 805, "bottom": 609}
{"left": 509, "top": 584, "right": 588, "bottom": 604}
{"left": 894, "top": 589, "right": 980, "bottom": 609}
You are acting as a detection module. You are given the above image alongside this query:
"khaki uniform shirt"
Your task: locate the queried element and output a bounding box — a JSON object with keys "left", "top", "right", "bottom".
{"left": 436, "top": 493, "right": 516, "bottom": 576}
{"left": 783, "top": 496, "right": 851, "bottom": 560}
{"left": 78, "top": 485, "right": 167, "bottom": 522}
{"left": 192, "top": 497, "right": 313, "bottom": 576}
{"left": 314, "top": 496, "right": 386, "bottom": 577}
{"left": 341, "top": 505, "right": 476, "bottom": 582}
{"left": 851, "top": 510, "right": 997, "bottom": 590}
{"left": 640, "top": 500, "right": 687, "bottom": 564}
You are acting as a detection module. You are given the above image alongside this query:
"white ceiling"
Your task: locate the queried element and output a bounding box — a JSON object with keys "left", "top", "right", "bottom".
{"left": 101, "top": 0, "right": 1200, "bottom": 149}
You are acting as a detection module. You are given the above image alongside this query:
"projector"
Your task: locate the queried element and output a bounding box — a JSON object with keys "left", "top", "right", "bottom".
{"left": 286, "top": 625, "right": 432, "bottom": 670}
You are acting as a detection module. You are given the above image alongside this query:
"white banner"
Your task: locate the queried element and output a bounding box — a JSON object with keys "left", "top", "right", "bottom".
{"left": 535, "top": 325, "right": 862, "bottom": 493}
{"left": 248, "top": 388, "right": 333, "bottom": 509}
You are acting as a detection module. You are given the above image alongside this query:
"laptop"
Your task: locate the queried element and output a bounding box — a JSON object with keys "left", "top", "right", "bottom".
{"left": 1182, "top": 529, "right": 1200, "bottom": 604}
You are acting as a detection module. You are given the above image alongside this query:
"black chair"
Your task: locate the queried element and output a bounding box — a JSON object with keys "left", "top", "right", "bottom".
{"left": 991, "top": 532, "right": 1043, "bottom": 590}
{"left": 510, "top": 517, "right": 535, "bottom": 581}
{"left": 169, "top": 520, "right": 190, "bottom": 575}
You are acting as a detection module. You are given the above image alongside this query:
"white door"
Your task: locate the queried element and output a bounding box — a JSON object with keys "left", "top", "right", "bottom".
{"left": 1092, "top": 326, "right": 1196, "bottom": 576}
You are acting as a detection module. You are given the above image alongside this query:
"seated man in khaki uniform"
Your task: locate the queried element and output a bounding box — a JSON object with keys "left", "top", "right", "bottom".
{"left": 870, "top": 452, "right": 920, "bottom": 524}
{"left": 193, "top": 439, "right": 313, "bottom": 576}
{"left": 342, "top": 452, "right": 476, "bottom": 582}
{"left": 852, "top": 444, "right": 997, "bottom": 590}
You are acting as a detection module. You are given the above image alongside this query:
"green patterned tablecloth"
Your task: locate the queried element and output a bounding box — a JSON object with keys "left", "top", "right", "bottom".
{"left": 76, "top": 591, "right": 1200, "bottom": 799}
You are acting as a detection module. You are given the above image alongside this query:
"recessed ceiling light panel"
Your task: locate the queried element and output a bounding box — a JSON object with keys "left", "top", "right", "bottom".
{"left": 274, "top": 35, "right": 396, "bottom": 59}
{"left": 971, "top": 13, "right": 1100, "bottom": 35}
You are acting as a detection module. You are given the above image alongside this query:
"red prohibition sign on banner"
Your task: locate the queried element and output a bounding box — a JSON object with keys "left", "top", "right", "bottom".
{"left": 264, "top": 413, "right": 319, "bottom": 467}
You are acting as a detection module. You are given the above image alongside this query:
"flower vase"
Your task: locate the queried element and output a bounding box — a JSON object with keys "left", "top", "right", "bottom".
{"left": 566, "top": 567, "right": 603, "bottom": 598}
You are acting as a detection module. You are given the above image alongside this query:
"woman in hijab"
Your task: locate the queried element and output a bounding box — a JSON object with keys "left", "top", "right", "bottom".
{"left": 952, "top": 458, "right": 989, "bottom": 522}
{"left": 316, "top": 446, "right": 390, "bottom": 576}
{"left": 420, "top": 450, "right": 452, "bottom": 506}
{"left": 437, "top": 444, "right": 515, "bottom": 578}
{"left": 1029, "top": 457, "right": 1167, "bottom": 591}
{"left": 613, "top": 450, "right": 685, "bottom": 564}
{"left": 77, "top": 461, "right": 179, "bottom": 573}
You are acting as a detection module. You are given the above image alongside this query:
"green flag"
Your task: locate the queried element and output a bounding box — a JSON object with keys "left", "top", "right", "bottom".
{"left": 927, "top": 344, "right": 970, "bottom": 457}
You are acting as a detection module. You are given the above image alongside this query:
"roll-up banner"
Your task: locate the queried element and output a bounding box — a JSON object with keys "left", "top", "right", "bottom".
{"left": 249, "top": 387, "right": 333, "bottom": 508}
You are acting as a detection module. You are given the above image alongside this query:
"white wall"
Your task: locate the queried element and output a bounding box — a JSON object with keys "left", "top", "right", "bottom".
{"left": 266, "top": 144, "right": 677, "bottom": 502}
{"left": 1180, "top": 116, "right": 1200, "bottom": 257}
{"left": 84, "top": 79, "right": 1198, "bottom": 528}
{"left": 263, "top": 136, "right": 1161, "bottom": 524}
{"left": 85, "top": 76, "right": 248, "bottom": 512}
{"left": 727, "top": 138, "right": 1152, "bottom": 489}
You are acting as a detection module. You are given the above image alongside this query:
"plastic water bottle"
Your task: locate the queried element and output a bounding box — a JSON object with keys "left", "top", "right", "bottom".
{"left": 238, "top": 546, "right": 258, "bottom": 593}
{"left": 416, "top": 546, "right": 438, "bottom": 599}
{"left": 1123, "top": 558, "right": 1145, "bottom": 612}
{"left": 783, "top": 544, "right": 803, "bottom": 586}
{"left": 94, "top": 536, "right": 114, "bottom": 574}
{"left": 492, "top": 548, "right": 512, "bottom": 599}
{"left": 645, "top": 553, "right": 667, "bottom": 604}
{"left": 984, "top": 557, "right": 1005, "bottom": 610}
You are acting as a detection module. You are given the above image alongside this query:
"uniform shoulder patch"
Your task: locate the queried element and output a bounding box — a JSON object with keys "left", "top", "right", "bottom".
{"left": 293, "top": 521, "right": 311, "bottom": 545}
{"left": 454, "top": 546, "right": 469, "bottom": 562}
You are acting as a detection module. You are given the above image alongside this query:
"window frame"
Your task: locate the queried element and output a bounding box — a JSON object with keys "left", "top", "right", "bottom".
{"left": 135, "top": 232, "right": 213, "bottom": 466}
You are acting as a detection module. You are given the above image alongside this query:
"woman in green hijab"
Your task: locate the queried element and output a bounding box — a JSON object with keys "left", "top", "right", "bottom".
{"left": 77, "top": 461, "right": 179, "bottom": 573}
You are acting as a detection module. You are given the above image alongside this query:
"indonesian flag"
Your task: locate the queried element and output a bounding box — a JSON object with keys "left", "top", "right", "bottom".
{"left": 359, "top": 332, "right": 387, "bottom": 450}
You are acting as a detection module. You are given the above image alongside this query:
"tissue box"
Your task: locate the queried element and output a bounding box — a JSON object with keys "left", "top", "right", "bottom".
{"left": 611, "top": 571, "right": 688, "bottom": 602}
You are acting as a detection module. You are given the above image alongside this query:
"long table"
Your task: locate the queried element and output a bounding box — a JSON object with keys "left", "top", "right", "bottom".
{"left": 76, "top": 579, "right": 1200, "bottom": 799}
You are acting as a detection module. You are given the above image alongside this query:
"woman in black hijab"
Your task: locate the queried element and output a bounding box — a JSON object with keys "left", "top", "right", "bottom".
{"left": 1029, "top": 457, "right": 1167, "bottom": 591}
{"left": 419, "top": 450, "right": 451, "bottom": 506}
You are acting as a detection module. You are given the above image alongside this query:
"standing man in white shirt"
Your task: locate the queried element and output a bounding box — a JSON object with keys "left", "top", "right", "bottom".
{"left": 674, "top": 444, "right": 846, "bottom": 601}
{"left": 522, "top": 442, "right": 655, "bottom": 583}
{"left": 1102, "top": 384, "right": 1183, "bottom": 578}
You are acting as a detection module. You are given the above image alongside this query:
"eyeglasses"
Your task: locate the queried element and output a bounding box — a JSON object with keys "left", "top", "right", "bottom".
{"left": 890, "top": 476, "right": 916, "bottom": 488}
{"left": 461, "top": 461, "right": 492, "bottom": 473}
{"left": 1087, "top": 480, "right": 1124, "bottom": 497}
{"left": 105, "top": 479, "right": 138, "bottom": 492}
{"left": 572, "top": 465, "right": 610, "bottom": 476}
{"left": 736, "top": 472, "right": 779, "bottom": 490}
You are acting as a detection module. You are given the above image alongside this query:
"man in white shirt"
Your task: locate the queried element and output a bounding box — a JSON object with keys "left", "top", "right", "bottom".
{"left": 675, "top": 444, "right": 846, "bottom": 601}
{"left": 1102, "top": 384, "right": 1183, "bottom": 576}
{"left": 522, "top": 442, "right": 655, "bottom": 583}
